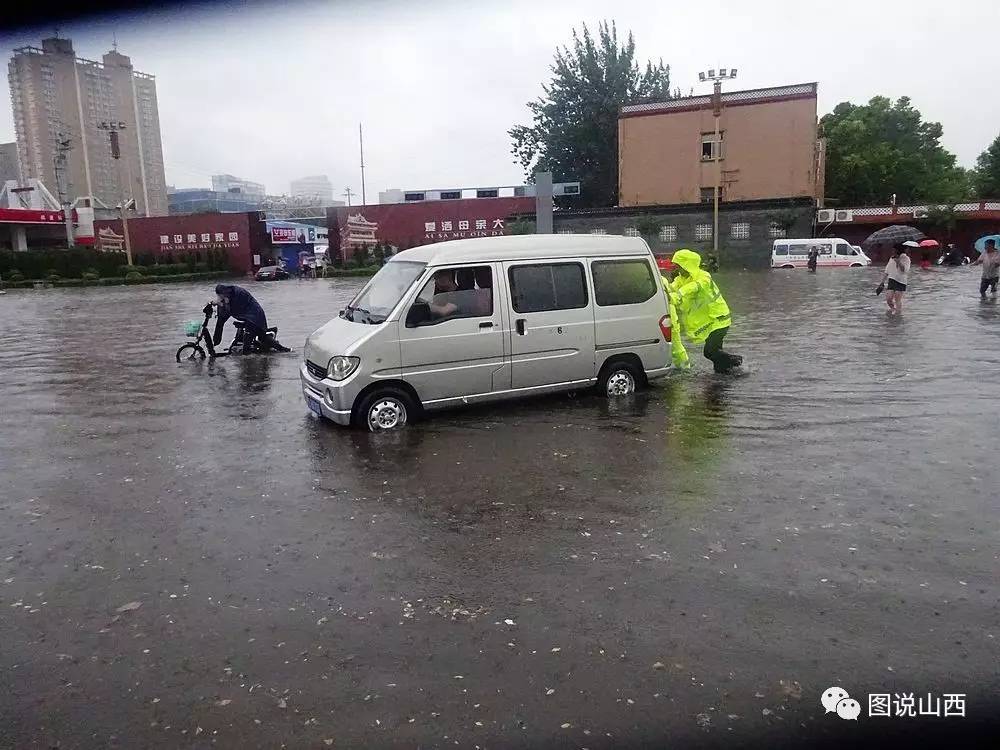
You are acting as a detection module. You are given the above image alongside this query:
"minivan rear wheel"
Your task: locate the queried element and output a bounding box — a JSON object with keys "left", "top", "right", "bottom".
{"left": 354, "top": 387, "right": 415, "bottom": 432}
{"left": 599, "top": 360, "right": 642, "bottom": 398}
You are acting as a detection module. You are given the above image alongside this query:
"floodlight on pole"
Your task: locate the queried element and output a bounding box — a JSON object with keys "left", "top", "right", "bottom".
{"left": 697, "top": 66, "right": 739, "bottom": 259}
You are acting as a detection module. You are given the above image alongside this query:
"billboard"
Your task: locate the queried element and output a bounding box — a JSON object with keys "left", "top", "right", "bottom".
{"left": 327, "top": 196, "right": 534, "bottom": 260}
{"left": 94, "top": 213, "right": 260, "bottom": 273}
{"left": 270, "top": 226, "right": 302, "bottom": 244}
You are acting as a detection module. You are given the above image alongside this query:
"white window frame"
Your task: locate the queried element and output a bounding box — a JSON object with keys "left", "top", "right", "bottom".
{"left": 658, "top": 225, "right": 677, "bottom": 242}
{"left": 701, "top": 132, "right": 724, "bottom": 161}
{"left": 589, "top": 228, "right": 607, "bottom": 236}
{"left": 623, "top": 227, "right": 639, "bottom": 237}
{"left": 694, "top": 224, "right": 713, "bottom": 241}
{"left": 730, "top": 222, "right": 750, "bottom": 240}
{"left": 768, "top": 222, "right": 787, "bottom": 238}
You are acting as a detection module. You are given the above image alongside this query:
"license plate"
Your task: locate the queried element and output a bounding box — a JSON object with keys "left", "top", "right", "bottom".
{"left": 306, "top": 397, "right": 323, "bottom": 416}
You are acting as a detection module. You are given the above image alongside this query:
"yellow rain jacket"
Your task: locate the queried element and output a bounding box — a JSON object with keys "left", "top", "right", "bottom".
{"left": 663, "top": 249, "right": 732, "bottom": 344}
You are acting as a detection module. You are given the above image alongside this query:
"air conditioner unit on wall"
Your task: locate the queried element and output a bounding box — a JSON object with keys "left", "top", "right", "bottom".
{"left": 816, "top": 209, "right": 835, "bottom": 224}
{"left": 834, "top": 209, "right": 853, "bottom": 222}
{"left": 912, "top": 208, "right": 929, "bottom": 219}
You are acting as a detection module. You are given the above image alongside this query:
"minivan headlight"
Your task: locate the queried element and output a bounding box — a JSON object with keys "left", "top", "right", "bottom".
{"left": 327, "top": 356, "right": 360, "bottom": 381}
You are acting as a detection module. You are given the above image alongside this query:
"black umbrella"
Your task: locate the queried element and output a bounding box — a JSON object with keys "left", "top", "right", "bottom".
{"left": 863, "top": 225, "right": 925, "bottom": 246}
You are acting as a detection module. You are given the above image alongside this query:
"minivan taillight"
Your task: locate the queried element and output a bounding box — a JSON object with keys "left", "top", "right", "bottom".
{"left": 658, "top": 314, "right": 671, "bottom": 342}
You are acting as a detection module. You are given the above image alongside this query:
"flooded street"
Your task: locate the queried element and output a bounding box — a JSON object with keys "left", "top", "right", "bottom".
{"left": 2, "top": 267, "right": 999, "bottom": 748}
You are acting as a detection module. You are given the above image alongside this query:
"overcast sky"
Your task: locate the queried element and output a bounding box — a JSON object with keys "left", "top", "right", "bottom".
{"left": 2, "top": 0, "right": 997, "bottom": 200}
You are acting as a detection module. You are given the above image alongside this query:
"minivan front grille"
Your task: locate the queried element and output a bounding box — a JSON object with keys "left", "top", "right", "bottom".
{"left": 306, "top": 360, "right": 327, "bottom": 379}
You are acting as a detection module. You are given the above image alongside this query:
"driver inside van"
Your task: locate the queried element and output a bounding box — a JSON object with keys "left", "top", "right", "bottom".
{"left": 429, "top": 270, "right": 460, "bottom": 318}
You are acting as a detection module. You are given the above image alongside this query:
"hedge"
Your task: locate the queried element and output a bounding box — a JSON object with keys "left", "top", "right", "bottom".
{"left": 1, "top": 271, "right": 235, "bottom": 289}
{"left": 0, "top": 248, "right": 128, "bottom": 279}
{"left": 323, "top": 266, "right": 381, "bottom": 278}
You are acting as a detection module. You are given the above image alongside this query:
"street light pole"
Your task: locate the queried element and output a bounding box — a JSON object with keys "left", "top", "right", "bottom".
{"left": 697, "top": 67, "right": 738, "bottom": 258}
{"left": 97, "top": 120, "right": 133, "bottom": 265}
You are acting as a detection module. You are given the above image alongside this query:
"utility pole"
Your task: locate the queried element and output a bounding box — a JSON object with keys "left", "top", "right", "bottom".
{"left": 53, "top": 133, "right": 75, "bottom": 247}
{"left": 342, "top": 187, "right": 355, "bottom": 207}
{"left": 359, "top": 122, "right": 366, "bottom": 207}
{"left": 97, "top": 120, "right": 133, "bottom": 265}
{"left": 697, "top": 67, "right": 738, "bottom": 258}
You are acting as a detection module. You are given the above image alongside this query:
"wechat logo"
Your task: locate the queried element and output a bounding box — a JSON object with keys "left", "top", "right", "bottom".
{"left": 821, "top": 686, "right": 861, "bottom": 720}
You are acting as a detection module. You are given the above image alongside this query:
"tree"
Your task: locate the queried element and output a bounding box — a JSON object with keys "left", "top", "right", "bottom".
{"left": 973, "top": 133, "right": 1000, "bottom": 198}
{"left": 509, "top": 21, "right": 672, "bottom": 208}
{"left": 508, "top": 219, "right": 535, "bottom": 235}
{"left": 821, "top": 96, "right": 970, "bottom": 206}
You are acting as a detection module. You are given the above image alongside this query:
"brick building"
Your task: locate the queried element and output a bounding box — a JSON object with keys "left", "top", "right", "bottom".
{"left": 618, "top": 83, "right": 823, "bottom": 207}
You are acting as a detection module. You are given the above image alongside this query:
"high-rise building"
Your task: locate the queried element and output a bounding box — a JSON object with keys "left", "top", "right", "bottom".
{"left": 290, "top": 174, "right": 333, "bottom": 204}
{"left": 211, "top": 174, "right": 265, "bottom": 196}
{"left": 0, "top": 142, "right": 21, "bottom": 184}
{"left": 7, "top": 37, "right": 169, "bottom": 216}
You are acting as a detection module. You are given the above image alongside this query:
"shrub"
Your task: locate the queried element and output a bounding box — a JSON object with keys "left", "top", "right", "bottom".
{"left": 82, "top": 271, "right": 100, "bottom": 281}
{"left": 45, "top": 270, "right": 62, "bottom": 281}
{"left": 125, "top": 270, "right": 144, "bottom": 283}
{"left": 194, "top": 262, "right": 209, "bottom": 272}
{"left": 7, "top": 270, "right": 25, "bottom": 283}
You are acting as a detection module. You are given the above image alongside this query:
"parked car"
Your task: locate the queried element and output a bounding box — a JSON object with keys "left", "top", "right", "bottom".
{"left": 771, "top": 238, "right": 871, "bottom": 268}
{"left": 301, "top": 235, "right": 674, "bottom": 431}
{"left": 255, "top": 265, "right": 289, "bottom": 281}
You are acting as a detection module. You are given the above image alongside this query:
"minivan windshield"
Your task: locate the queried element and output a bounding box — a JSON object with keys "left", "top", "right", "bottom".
{"left": 342, "top": 261, "right": 425, "bottom": 324}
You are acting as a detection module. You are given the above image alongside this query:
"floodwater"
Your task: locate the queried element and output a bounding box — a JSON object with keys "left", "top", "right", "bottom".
{"left": 1, "top": 266, "right": 999, "bottom": 749}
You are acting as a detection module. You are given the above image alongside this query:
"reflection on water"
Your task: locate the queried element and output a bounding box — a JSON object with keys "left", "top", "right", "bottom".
{"left": 3, "top": 270, "right": 1000, "bottom": 746}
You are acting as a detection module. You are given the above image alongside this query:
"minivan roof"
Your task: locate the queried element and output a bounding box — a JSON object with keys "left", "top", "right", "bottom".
{"left": 391, "top": 234, "right": 652, "bottom": 266}
{"left": 773, "top": 237, "right": 850, "bottom": 244}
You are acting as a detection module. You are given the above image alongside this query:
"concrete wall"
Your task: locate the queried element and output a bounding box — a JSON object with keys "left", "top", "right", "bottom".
{"left": 619, "top": 95, "right": 818, "bottom": 206}
{"left": 547, "top": 199, "right": 815, "bottom": 268}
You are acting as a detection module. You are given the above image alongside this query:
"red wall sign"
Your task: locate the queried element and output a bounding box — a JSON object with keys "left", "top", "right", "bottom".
{"left": 327, "top": 196, "right": 534, "bottom": 260}
{"left": 0, "top": 208, "right": 65, "bottom": 224}
{"left": 94, "top": 213, "right": 258, "bottom": 273}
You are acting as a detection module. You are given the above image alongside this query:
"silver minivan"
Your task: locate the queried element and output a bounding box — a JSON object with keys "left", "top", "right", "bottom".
{"left": 300, "top": 235, "right": 673, "bottom": 430}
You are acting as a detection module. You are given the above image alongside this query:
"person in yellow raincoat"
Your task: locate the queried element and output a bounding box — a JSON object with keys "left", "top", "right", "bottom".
{"left": 659, "top": 249, "right": 742, "bottom": 374}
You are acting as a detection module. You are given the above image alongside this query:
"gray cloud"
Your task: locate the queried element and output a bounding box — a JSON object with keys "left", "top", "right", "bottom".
{"left": 1, "top": 0, "right": 996, "bottom": 199}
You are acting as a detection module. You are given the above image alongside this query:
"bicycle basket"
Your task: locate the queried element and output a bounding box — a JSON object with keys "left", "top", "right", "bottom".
{"left": 184, "top": 320, "right": 202, "bottom": 337}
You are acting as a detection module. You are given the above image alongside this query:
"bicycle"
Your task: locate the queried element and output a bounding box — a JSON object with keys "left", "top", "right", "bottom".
{"left": 175, "top": 303, "right": 282, "bottom": 362}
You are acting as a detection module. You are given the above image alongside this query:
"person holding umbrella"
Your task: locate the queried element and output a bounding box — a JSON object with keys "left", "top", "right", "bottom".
{"left": 878, "top": 241, "right": 915, "bottom": 314}
{"left": 971, "top": 238, "right": 1000, "bottom": 298}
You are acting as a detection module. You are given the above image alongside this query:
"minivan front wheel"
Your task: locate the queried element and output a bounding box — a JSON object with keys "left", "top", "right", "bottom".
{"left": 355, "top": 388, "right": 415, "bottom": 432}
{"left": 599, "top": 360, "right": 642, "bottom": 398}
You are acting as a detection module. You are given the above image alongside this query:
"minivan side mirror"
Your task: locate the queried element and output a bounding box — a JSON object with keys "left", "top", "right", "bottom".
{"left": 406, "top": 302, "right": 431, "bottom": 328}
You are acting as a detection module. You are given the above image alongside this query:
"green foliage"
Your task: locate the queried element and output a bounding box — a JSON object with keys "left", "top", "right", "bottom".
{"left": 768, "top": 209, "right": 800, "bottom": 231}
{"left": 509, "top": 20, "right": 672, "bottom": 208}
{"left": 324, "top": 266, "right": 380, "bottom": 278}
{"left": 0, "top": 248, "right": 128, "bottom": 279}
{"left": 635, "top": 216, "right": 660, "bottom": 238}
{"left": 973, "top": 133, "right": 1000, "bottom": 198}
{"left": 821, "top": 96, "right": 971, "bottom": 205}
{"left": 508, "top": 219, "right": 536, "bottom": 235}
{"left": 124, "top": 270, "right": 144, "bottom": 283}
{"left": 45, "top": 270, "right": 61, "bottom": 280}
{"left": 81, "top": 271, "right": 100, "bottom": 281}
{"left": 7, "top": 270, "right": 25, "bottom": 282}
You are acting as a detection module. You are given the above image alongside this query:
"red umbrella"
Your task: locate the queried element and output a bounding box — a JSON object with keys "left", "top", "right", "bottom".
{"left": 919, "top": 239, "right": 940, "bottom": 248}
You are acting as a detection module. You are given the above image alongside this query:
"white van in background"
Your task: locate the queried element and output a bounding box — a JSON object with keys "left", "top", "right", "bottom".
{"left": 771, "top": 238, "right": 871, "bottom": 269}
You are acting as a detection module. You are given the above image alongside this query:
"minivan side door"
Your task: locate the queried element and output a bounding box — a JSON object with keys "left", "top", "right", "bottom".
{"left": 503, "top": 260, "right": 596, "bottom": 390}
{"left": 397, "top": 263, "right": 507, "bottom": 404}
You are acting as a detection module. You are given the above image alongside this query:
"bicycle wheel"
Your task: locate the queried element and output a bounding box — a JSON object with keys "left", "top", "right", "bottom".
{"left": 176, "top": 343, "right": 206, "bottom": 362}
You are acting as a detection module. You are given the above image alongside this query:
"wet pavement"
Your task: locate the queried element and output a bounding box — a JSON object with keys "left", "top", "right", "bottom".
{"left": 1, "top": 266, "right": 999, "bottom": 749}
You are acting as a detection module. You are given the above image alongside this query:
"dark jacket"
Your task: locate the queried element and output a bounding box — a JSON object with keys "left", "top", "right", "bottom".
{"left": 214, "top": 284, "right": 267, "bottom": 341}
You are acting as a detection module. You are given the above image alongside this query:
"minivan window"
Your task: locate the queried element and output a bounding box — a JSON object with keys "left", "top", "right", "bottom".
{"left": 592, "top": 259, "right": 656, "bottom": 306}
{"left": 836, "top": 243, "right": 855, "bottom": 256}
{"left": 509, "top": 263, "right": 587, "bottom": 313}
{"left": 406, "top": 266, "right": 493, "bottom": 327}
{"left": 819, "top": 243, "right": 832, "bottom": 255}
{"left": 775, "top": 244, "right": 788, "bottom": 256}
{"left": 343, "top": 260, "right": 425, "bottom": 324}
